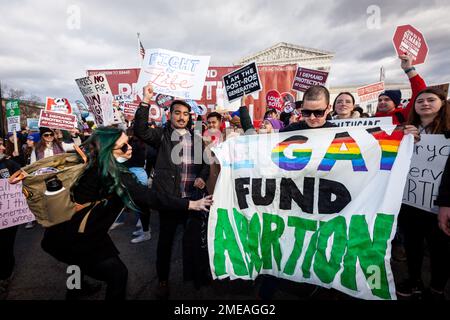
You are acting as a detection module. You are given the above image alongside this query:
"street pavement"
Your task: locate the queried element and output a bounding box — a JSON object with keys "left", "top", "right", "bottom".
{"left": 4, "top": 211, "right": 449, "bottom": 301}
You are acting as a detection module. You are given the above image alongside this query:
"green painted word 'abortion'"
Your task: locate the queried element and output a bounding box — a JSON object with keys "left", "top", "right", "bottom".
{"left": 213, "top": 208, "right": 395, "bottom": 299}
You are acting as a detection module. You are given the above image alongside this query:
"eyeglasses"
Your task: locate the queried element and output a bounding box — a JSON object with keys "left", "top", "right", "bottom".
{"left": 300, "top": 109, "right": 327, "bottom": 118}
{"left": 42, "top": 133, "right": 54, "bottom": 137}
{"left": 113, "top": 142, "right": 131, "bottom": 153}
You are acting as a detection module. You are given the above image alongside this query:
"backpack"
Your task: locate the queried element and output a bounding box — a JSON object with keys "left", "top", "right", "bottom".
{"left": 8, "top": 145, "right": 97, "bottom": 228}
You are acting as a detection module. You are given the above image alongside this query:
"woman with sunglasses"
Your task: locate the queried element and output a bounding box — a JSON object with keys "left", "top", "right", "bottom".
{"left": 40, "top": 126, "right": 213, "bottom": 300}
{"left": 396, "top": 88, "right": 450, "bottom": 300}
{"left": 30, "top": 127, "right": 75, "bottom": 164}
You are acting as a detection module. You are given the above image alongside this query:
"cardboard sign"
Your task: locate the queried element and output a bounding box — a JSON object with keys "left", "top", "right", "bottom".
{"left": 393, "top": 25, "right": 428, "bottom": 65}
{"left": 6, "top": 100, "right": 21, "bottom": 133}
{"left": 38, "top": 110, "right": 77, "bottom": 130}
{"left": 330, "top": 117, "right": 393, "bottom": 127}
{"left": 45, "top": 97, "right": 72, "bottom": 114}
{"left": 136, "top": 48, "right": 210, "bottom": 100}
{"left": 75, "top": 74, "right": 114, "bottom": 126}
{"left": 429, "top": 83, "right": 449, "bottom": 98}
{"left": 0, "top": 180, "right": 35, "bottom": 230}
{"left": 223, "top": 62, "right": 262, "bottom": 102}
{"left": 210, "top": 126, "right": 413, "bottom": 300}
{"left": 402, "top": 135, "right": 450, "bottom": 213}
{"left": 292, "top": 67, "right": 329, "bottom": 92}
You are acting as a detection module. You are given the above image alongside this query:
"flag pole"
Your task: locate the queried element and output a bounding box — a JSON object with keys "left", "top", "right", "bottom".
{"left": 137, "top": 32, "right": 141, "bottom": 67}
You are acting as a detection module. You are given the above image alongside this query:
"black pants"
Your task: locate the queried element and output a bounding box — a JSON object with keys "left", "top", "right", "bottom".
{"left": 156, "top": 210, "right": 187, "bottom": 282}
{"left": 0, "top": 226, "right": 18, "bottom": 280}
{"left": 81, "top": 255, "right": 128, "bottom": 300}
{"left": 399, "top": 205, "right": 450, "bottom": 291}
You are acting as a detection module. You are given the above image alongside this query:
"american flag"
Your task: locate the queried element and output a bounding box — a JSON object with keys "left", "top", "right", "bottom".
{"left": 137, "top": 33, "right": 145, "bottom": 60}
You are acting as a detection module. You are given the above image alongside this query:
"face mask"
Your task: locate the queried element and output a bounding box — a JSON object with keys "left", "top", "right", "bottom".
{"left": 115, "top": 156, "right": 129, "bottom": 163}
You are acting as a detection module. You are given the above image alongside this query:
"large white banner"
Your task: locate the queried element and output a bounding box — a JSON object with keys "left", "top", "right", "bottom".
{"left": 209, "top": 125, "right": 413, "bottom": 300}
{"left": 136, "top": 48, "right": 210, "bottom": 100}
{"left": 402, "top": 134, "right": 450, "bottom": 213}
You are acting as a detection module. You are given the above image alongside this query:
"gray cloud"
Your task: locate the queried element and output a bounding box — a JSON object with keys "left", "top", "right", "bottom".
{"left": 0, "top": 0, "right": 449, "bottom": 102}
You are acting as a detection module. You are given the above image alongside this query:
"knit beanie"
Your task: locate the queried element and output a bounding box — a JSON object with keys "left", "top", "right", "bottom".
{"left": 378, "top": 90, "right": 402, "bottom": 107}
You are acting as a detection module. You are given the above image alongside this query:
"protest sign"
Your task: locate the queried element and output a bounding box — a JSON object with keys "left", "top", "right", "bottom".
{"left": 38, "top": 110, "right": 77, "bottom": 131}
{"left": 45, "top": 97, "right": 72, "bottom": 114}
{"left": 155, "top": 94, "right": 175, "bottom": 110}
{"left": 90, "top": 64, "right": 297, "bottom": 120}
{"left": 402, "top": 134, "right": 450, "bottom": 213}
{"left": 357, "top": 81, "right": 385, "bottom": 111}
{"left": 136, "top": 48, "right": 210, "bottom": 100}
{"left": 223, "top": 62, "right": 262, "bottom": 102}
{"left": 75, "top": 73, "right": 113, "bottom": 126}
{"left": 87, "top": 68, "right": 141, "bottom": 102}
{"left": 123, "top": 102, "right": 139, "bottom": 121}
{"left": 6, "top": 99, "right": 21, "bottom": 133}
{"left": 26, "top": 118, "right": 39, "bottom": 131}
{"left": 330, "top": 117, "right": 393, "bottom": 127}
{"left": 393, "top": 25, "right": 428, "bottom": 65}
{"left": 292, "top": 67, "right": 329, "bottom": 92}
{"left": 209, "top": 125, "right": 413, "bottom": 300}
{"left": 0, "top": 180, "right": 35, "bottom": 230}
{"left": 429, "top": 83, "right": 449, "bottom": 98}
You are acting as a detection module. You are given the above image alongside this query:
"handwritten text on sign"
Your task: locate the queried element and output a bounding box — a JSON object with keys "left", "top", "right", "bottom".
{"left": 136, "top": 48, "right": 210, "bottom": 100}
{"left": 0, "top": 180, "right": 35, "bottom": 230}
{"left": 402, "top": 134, "right": 450, "bottom": 213}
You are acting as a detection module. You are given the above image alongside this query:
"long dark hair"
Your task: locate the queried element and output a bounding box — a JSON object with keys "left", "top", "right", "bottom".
{"left": 74, "top": 126, "right": 139, "bottom": 211}
{"left": 332, "top": 92, "right": 356, "bottom": 111}
{"left": 408, "top": 88, "right": 450, "bottom": 134}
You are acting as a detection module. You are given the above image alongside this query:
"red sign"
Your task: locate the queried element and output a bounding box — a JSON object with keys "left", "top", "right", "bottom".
{"left": 155, "top": 94, "right": 175, "bottom": 110}
{"left": 292, "top": 67, "right": 329, "bottom": 92}
{"left": 357, "top": 81, "right": 385, "bottom": 103}
{"left": 45, "top": 97, "right": 72, "bottom": 114}
{"left": 266, "top": 90, "right": 283, "bottom": 111}
{"left": 38, "top": 110, "right": 77, "bottom": 130}
{"left": 393, "top": 25, "right": 428, "bottom": 65}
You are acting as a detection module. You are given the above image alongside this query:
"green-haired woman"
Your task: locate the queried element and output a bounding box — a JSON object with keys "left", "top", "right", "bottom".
{"left": 41, "top": 126, "right": 213, "bottom": 300}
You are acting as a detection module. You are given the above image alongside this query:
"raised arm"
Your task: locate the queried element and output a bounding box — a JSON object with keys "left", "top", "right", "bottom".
{"left": 133, "top": 83, "right": 164, "bottom": 147}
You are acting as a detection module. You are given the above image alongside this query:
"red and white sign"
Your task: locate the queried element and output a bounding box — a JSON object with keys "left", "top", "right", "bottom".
{"left": 45, "top": 97, "right": 72, "bottom": 114}
{"left": 38, "top": 110, "right": 77, "bottom": 130}
{"left": 292, "top": 67, "right": 329, "bottom": 92}
{"left": 393, "top": 25, "right": 428, "bottom": 65}
{"left": 357, "top": 81, "right": 385, "bottom": 103}
{"left": 266, "top": 90, "right": 283, "bottom": 111}
{"left": 123, "top": 102, "right": 139, "bottom": 121}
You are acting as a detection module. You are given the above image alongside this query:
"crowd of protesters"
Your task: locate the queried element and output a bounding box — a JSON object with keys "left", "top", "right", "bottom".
{"left": 0, "top": 53, "right": 449, "bottom": 301}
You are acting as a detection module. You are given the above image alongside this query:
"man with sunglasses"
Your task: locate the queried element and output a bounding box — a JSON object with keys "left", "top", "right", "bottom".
{"left": 281, "top": 85, "right": 336, "bottom": 132}
{"left": 134, "top": 83, "right": 210, "bottom": 299}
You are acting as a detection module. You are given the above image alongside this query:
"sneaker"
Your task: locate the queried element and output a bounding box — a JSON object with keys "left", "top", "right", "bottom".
{"left": 132, "top": 228, "right": 144, "bottom": 237}
{"left": 109, "top": 222, "right": 124, "bottom": 231}
{"left": 24, "top": 221, "right": 36, "bottom": 229}
{"left": 155, "top": 281, "right": 169, "bottom": 300}
{"left": 130, "top": 231, "right": 151, "bottom": 244}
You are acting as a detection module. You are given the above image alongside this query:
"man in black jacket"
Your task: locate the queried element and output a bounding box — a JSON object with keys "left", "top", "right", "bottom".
{"left": 281, "top": 85, "right": 335, "bottom": 132}
{"left": 134, "top": 84, "right": 209, "bottom": 299}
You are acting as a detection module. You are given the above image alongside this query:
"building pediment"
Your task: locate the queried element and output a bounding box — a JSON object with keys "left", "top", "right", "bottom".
{"left": 235, "top": 42, "right": 334, "bottom": 65}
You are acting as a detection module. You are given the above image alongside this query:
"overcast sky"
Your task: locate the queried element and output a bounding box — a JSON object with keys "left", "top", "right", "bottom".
{"left": 1, "top": 0, "right": 449, "bottom": 102}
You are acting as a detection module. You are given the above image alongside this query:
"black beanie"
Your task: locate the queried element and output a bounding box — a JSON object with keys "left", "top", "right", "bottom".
{"left": 379, "top": 90, "right": 402, "bottom": 107}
